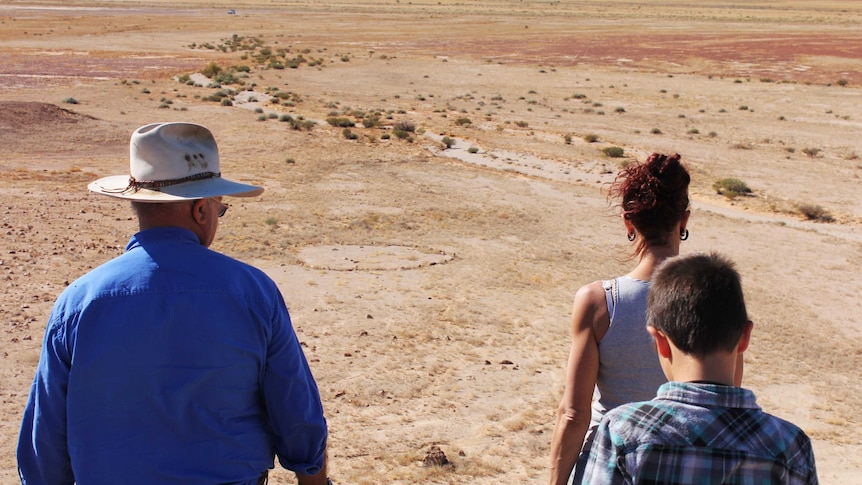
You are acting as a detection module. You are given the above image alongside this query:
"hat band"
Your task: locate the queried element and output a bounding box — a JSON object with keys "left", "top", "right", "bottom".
{"left": 100, "top": 171, "right": 222, "bottom": 194}
{"left": 129, "top": 171, "right": 221, "bottom": 189}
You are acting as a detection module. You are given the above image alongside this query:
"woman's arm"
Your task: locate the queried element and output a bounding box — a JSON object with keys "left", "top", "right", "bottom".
{"left": 548, "top": 281, "right": 608, "bottom": 485}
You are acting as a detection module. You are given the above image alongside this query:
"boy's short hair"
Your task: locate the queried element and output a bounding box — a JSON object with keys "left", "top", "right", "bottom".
{"left": 647, "top": 252, "right": 748, "bottom": 357}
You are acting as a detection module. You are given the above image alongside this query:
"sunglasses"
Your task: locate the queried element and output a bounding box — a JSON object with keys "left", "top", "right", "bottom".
{"left": 208, "top": 198, "right": 228, "bottom": 218}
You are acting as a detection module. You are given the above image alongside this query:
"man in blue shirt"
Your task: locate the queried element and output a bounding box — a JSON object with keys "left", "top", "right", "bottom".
{"left": 17, "top": 122, "right": 329, "bottom": 485}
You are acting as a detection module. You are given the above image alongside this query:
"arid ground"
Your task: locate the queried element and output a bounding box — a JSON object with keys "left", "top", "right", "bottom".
{"left": 1, "top": 1, "right": 861, "bottom": 483}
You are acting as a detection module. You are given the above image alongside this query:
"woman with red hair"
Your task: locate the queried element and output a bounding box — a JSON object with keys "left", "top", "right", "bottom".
{"left": 549, "top": 153, "right": 694, "bottom": 485}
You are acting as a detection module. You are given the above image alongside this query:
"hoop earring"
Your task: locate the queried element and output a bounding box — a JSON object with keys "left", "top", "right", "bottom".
{"left": 680, "top": 229, "right": 689, "bottom": 241}
{"left": 627, "top": 232, "right": 636, "bottom": 242}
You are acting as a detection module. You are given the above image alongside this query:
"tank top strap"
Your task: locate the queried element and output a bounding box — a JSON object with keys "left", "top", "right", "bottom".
{"left": 602, "top": 278, "right": 617, "bottom": 322}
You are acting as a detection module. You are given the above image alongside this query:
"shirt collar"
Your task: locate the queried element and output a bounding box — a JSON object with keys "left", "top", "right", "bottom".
{"left": 656, "top": 381, "right": 761, "bottom": 410}
{"left": 126, "top": 226, "right": 202, "bottom": 252}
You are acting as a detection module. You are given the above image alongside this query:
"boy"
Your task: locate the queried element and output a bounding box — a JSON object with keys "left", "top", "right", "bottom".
{"left": 580, "top": 253, "right": 817, "bottom": 484}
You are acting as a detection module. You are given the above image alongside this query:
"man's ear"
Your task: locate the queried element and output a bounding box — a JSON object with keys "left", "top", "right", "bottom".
{"left": 736, "top": 320, "right": 754, "bottom": 353}
{"left": 190, "top": 199, "right": 208, "bottom": 225}
{"left": 647, "top": 326, "right": 672, "bottom": 359}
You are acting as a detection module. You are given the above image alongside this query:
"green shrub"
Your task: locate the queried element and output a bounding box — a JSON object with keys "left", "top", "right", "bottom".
{"left": 713, "top": 178, "right": 752, "bottom": 198}
{"left": 326, "top": 117, "right": 354, "bottom": 127}
{"left": 343, "top": 128, "right": 358, "bottom": 140}
{"left": 584, "top": 134, "right": 599, "bottom": 143}
{"left": 392, "top": 129, "right": 410, "bottom": 139}
{"left": 393, "top": 120, "right": 416, "bottom": 132}
{"left": 797, "top": 204, "right": 834, "bottom": 222}
{"left": 467, "top": 147, "right": 479, "bottom": 154}
{"left": 456, "top": 117, "right": 472, "bottom": 126}
{"left": 441, "top": 136, "right": 455, "bottom": 148}
{"left": 220, "top": 98, "right": 233, "bottom": 106}
{"left": 602, "top": 146, "right": 625, "bottom": 158}
{"left": 202, "top": 62, "right": 221, "bottom": 78}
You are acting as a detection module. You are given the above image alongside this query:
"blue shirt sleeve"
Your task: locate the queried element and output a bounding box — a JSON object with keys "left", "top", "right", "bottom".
{"left": 18, "top": 311, "right": 76, "bottom": 485}
{"left": 263, "top": 290, "right": 328, "bottom": 475}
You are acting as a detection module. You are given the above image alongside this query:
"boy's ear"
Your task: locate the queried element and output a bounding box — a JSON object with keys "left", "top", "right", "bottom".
{"left": 736, "top": 320, "right": 754, "bottom": 353}
{"left": 647, "top": 326, "right": 672, "bottom": 359}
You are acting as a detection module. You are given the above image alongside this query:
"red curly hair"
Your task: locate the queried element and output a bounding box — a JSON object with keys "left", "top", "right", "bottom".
{"left": 608, "top": 153, "right": 690, "bottom": 257}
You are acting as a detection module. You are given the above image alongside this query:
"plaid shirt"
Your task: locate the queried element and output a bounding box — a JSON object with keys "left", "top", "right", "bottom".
{"left": 580, "top": 381, "right": 818, "bottom": 484}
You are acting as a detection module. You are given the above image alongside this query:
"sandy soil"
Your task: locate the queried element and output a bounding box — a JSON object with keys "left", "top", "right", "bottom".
{"left": 1, "top": 1, "right": 861, "bottom": 483}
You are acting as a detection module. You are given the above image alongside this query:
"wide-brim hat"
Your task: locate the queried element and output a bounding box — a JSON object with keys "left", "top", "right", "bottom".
{"left": 88, "top": 122, "right": 264, "bottom": 202}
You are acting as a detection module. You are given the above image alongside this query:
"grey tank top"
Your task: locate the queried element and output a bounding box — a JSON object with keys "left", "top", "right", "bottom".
{"left": 572, "top": 276, "right": 667, "bottom": 483}
{"left": 588, "top": 277, "right": 666, "bottom": 437}
{"left": 591, "top": 276, "right": 666, "bottom": 420}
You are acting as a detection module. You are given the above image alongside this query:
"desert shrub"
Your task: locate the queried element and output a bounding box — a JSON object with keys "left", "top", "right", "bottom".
{"left": 141, "top": 88, "right": 150, "bottom": 94}
{"left": 688, "top": 128, "right": 699, "bottom": 134}
{"left": 584, "top": 134, "right": 599, "bottom": 143}
{"left": 614, "top": 106, "right": 625, "bottom": 113}
{"left": 515, "top": 121, "right": 529, "bottom": 128}
{"left": 62, "top": 97, "right": 78, "bottom": 104}
{"left": 202, "top": 62, "right": 221, "bottom": 78}
{"left": 393, "top": 120, "right": 416, "bottom": 132}
{"left": 362, "top": 116, "right": 380, "bottom": 128}
{"left": 177, "top": 74, "right": 191, "bottom": 84}
{"left": 467, "top": 147, "right": 479, "bottom": 154}
{"left": 708, "top": 131, "right": 718, "bottom": 137}
{"left": 380, "top": 133, "right": 391, "bottom": 140}
{"left": 739, "top": 105, "right": 749, "bottom": 111}
{"left": 456, "top": 117, "right": 472, "bottom": 126}
{"left": 214, "top": 71, "right": 241, "bottom": 85}
{"left": 254, "top": 107, "right": 264, "bottom": 114}
{"left": 797, "top": 204, "right": 834, "bottom": 222}
{"left": 650, "top": 128, "right": 662, "bottom": 135}
{"left": 342, "top": 128, "right": 358, "bottom": 140}
{"left": 572, "top": 93, "right": 587, "bottom": 99}
{"left": 285, "top": 158, "right": 296, "bottom": 164}
{"left": 564, "top": 134, "right": 572, "bottom": 145}
{"left": 257, "top": 115, "right": 267, "bottom": 121}
{"left": 713, "top": 178, "right": 752, "bottom": 198}
{"left": 801, "top": 147, "right": 821, "bottom": 157}
{"left": 326, "top": 117, "right": 355, "bottom": 128}
{"left": 220, "top": 98, "right": 233, "bottom": 106}
{"left": 158, "top": 103, "right": 170, "bottom": 109}
{"left": 392, "top": 129, "right": 411, "bottom": 139}
{"left": 602, "top": 146, "right": 625, "bottom": 158}
{"left": 267, "top": 113, "right": 278, "bottom": 119}
{"left": 837, "top": 79, "right": 849, "bottom": 87}
{"left": 441, "top": 136, "right": 455, "bottom": 148}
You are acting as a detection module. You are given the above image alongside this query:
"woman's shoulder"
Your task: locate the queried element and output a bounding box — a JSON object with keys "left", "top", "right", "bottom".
{"left": 573, "top": 280, "right": 611, "bottom": 315}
